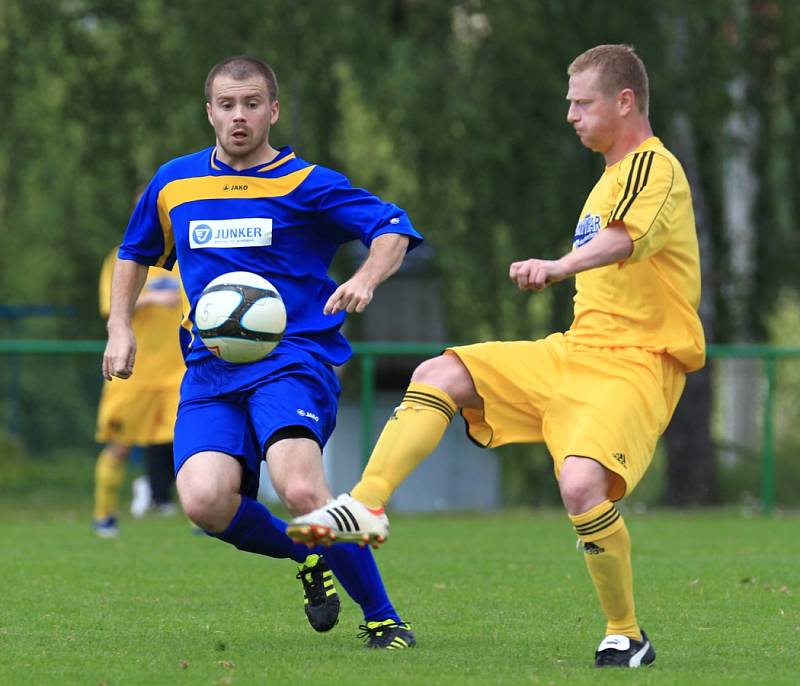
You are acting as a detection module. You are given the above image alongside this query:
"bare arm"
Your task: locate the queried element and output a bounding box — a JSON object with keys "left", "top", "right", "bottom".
{"left": 324, "top": 233, "right": 410, "bottom": 315}
{"left": 509, "top": 224, "right": 633, "bottom": 291}
{"left": 102, "top": 259, "right": 149, "bottom": 380}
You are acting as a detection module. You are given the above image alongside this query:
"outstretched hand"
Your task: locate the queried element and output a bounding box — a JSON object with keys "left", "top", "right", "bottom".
{"left": 323, "top": 273, "right": 376, "bottom": 315}
{"left": 509, "top": 258, "right": 570, "bottom": 291}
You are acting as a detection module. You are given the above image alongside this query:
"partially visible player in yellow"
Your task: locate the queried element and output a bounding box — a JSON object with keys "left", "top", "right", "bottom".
{"left": 93, "top": 242, "right": 185, "bottom": 538}
{"left": 289, "top": 44, "right": 705, "bottom": 668}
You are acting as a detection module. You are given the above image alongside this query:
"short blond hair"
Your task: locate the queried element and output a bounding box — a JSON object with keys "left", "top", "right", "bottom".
{"left": 568, "top": 44, "right": 649, "bottom": 114}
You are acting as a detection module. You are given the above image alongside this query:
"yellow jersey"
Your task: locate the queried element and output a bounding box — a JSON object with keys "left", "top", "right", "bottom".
{"left": 99, "top": 248, "right": 185, "bottom": 387}
{"left": 565, "top": 137, "right": 706, "bottom": 372}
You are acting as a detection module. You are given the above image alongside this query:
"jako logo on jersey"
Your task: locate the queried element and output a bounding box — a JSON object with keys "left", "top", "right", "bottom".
{"left": 223, "top": 184, "right": 248, "bottom": 191}
{"left": 573, "top": 213, "right": 601, "bottom": 248}
{"left": 189, "top": 218, "right": 272, "bottom": 249}
{"left": 296, "top": 409, "right": 320, "bottom": 422}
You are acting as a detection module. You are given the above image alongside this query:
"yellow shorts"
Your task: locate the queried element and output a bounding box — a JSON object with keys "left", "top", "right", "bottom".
{"left": 448, "top": 333, "right": 686, "bottom": 500}
{"left": 95, "top": 382, "right": 179, "bottom": 446}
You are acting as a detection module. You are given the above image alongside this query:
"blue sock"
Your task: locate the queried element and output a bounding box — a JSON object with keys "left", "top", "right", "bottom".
{"left": 209, "top": 498, "right": 400, "bottom": 622}
{"left": 318, "top": 544, "right": 400, "bottom": 623}
{"left": 209, "top": 496, "right": 307, "bottom": 563}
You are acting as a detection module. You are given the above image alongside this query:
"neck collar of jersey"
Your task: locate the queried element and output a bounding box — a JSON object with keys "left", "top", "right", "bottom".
{"left": 209, "top": 145, "right": 296, "bottom": 175}
{"left": 606, "top": 136, "right": 662, "bottom": 171}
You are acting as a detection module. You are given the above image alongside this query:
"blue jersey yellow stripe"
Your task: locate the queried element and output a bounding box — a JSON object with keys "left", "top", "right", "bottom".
{"left": 256, "top": 152, "right": 297, "bottom": 173}
{"left": 158, "top": 167, "right": 316, "bottom": 215}
{"left": 119, "top": 145, "right": 423, "bottom": 367}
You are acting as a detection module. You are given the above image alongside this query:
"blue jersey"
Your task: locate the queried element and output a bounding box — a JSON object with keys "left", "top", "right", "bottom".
{"left": 119, "top": 146, "right": 423, "bottom": 366}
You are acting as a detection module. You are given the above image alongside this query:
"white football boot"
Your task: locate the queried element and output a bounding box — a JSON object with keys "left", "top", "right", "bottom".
{"left": 287, "top": 494, "right": 389, "bottom": 549}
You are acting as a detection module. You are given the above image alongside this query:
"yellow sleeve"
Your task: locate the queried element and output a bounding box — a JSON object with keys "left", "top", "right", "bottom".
{"left": 609, "top": 151, "right": 675, "bottom": 264}
{"left": 98, "top": 247, "right": 118, "bottom": 318}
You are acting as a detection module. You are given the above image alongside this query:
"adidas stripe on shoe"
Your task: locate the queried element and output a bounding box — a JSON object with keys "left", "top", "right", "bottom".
{"left": 286, "top": 493, "right": 389, "bottom": 548}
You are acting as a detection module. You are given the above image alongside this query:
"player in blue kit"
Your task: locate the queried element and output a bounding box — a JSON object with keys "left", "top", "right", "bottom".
{"left": 102, "top": 56, "right": 421, "bottom": 649}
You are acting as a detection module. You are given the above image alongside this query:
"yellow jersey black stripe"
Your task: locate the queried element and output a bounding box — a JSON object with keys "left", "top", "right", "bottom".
{"left": 610, "top": 152, "right": 640, "bottom": 222}
{"left": 612, "top": 151, "right": 655, "bottom": 222}
{"left": 570, "top": 136, "right": 705, "bottom": 372}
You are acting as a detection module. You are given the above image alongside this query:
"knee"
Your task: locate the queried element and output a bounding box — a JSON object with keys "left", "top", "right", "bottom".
{"left": 411, "top": 356, "right": 445, "bottom": 385}
{"left": 177, "top": 480, "right": 234, "bottom": 532}
{"left": 410, "top": 354, "right": 474, "bottom": 407}
{"left": 558, "top": 457, "right": 612, "bottom": 514}
{"left": 559, "top": 479, "right": 590, "bottom": 514}
{"left": 280, "top": 479, "right": 326, "bottom": 516}
{"left": 558, "top": 474, "right": 607, "bottom": 515}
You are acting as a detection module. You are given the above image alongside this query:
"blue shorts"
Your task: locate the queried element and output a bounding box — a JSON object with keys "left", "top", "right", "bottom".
{"left": 174, "top": 350, "right": 340, "bottom": 495}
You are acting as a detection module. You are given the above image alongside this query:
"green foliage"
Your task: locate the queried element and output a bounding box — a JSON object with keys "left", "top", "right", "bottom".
{"left": 0, "top": 0, "right": 749, "bottom": 341}
{"left": 0, "top": 448, "right": 94, "bottom": 501}
{"left": 0, "top": 353, "right": 102, "bottom": 458}
{"left": 763, "top": 291, "right": 800, "bottom": 504}
{"left": 497, "top": 443, "right": 561, "bottom": 507}
{"left": 0, "top": 427, "right": 26, "bottom": 488}
{"left": 0, "top": 505, "right": 798, "bottom": 684}
{"left": 5, "top": 1, "right": 800, "bottom": 502}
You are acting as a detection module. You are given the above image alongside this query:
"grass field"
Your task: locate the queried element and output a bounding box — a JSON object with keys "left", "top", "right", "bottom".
{"left": 1, "top": 503, "right": 798, "bottom": 685}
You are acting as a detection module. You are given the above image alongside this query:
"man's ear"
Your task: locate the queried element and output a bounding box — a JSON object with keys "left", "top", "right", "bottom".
{"left": 618, "top": 88, "right": 635, "bottom": 116}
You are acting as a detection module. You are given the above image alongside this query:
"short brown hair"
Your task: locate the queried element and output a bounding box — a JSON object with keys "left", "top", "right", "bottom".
{"left": 205, "top": 56, "right": 279, "bottom": 102}
{"left": 568, "top": 44, "right": 649, "bottom": 114}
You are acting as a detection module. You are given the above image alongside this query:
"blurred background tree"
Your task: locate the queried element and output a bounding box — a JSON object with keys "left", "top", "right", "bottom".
{"left": 3, "top": 0, "right": 799, "bottom": 506}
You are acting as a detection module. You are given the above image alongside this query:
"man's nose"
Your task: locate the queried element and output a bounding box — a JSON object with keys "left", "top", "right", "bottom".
{"left": 566, "top": 104, "right": 578, "bottom": 123}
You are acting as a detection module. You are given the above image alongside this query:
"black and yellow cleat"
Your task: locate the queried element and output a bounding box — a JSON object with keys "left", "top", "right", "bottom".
{"left": 296, "top": 554, "right": 340, "bottom": 632}
{"left": 357, "top": 619, "right": 416, "bottom": 649}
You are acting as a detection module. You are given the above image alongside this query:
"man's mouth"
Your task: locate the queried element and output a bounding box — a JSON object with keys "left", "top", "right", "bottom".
{"left": 231, "top": 129, "right": 248, "bottom": 141}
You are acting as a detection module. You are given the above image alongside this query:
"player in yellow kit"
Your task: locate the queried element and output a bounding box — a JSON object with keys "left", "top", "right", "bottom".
{"left": 93, "top": 246, "right": 185, "bottom": 537}
{"left": 289, "top": 44, "right": 705, "bottom": 667}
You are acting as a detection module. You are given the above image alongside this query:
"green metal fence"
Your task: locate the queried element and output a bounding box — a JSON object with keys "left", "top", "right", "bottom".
{"left": 702, "top": 344, "right": 797, "bottom": 514}
{"left": 1, "top": 339, "right": 797, "bottom": 512}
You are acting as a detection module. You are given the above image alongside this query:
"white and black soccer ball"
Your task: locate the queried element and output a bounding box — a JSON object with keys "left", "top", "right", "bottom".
{"left": 195, "top": 271, "right": 286, "bottom": 363}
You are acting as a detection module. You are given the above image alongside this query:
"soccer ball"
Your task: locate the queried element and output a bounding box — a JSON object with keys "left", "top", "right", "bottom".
{"left": 195, "top": 271, "right": 286, "bottom": 363}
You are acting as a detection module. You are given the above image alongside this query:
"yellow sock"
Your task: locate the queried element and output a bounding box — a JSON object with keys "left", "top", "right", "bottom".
{"left": 351, "top": 382, "right": 457, "bottom": 508}
{"left": 570, "top": 500, "right": 641, "bottom": 640}
{"left": 93, "top": 448, "right": 126, "bottom": 520}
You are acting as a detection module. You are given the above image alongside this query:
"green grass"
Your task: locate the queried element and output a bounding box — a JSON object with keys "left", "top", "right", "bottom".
{"left": 0, "top": 504, "right": 798, "bottom": 685}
